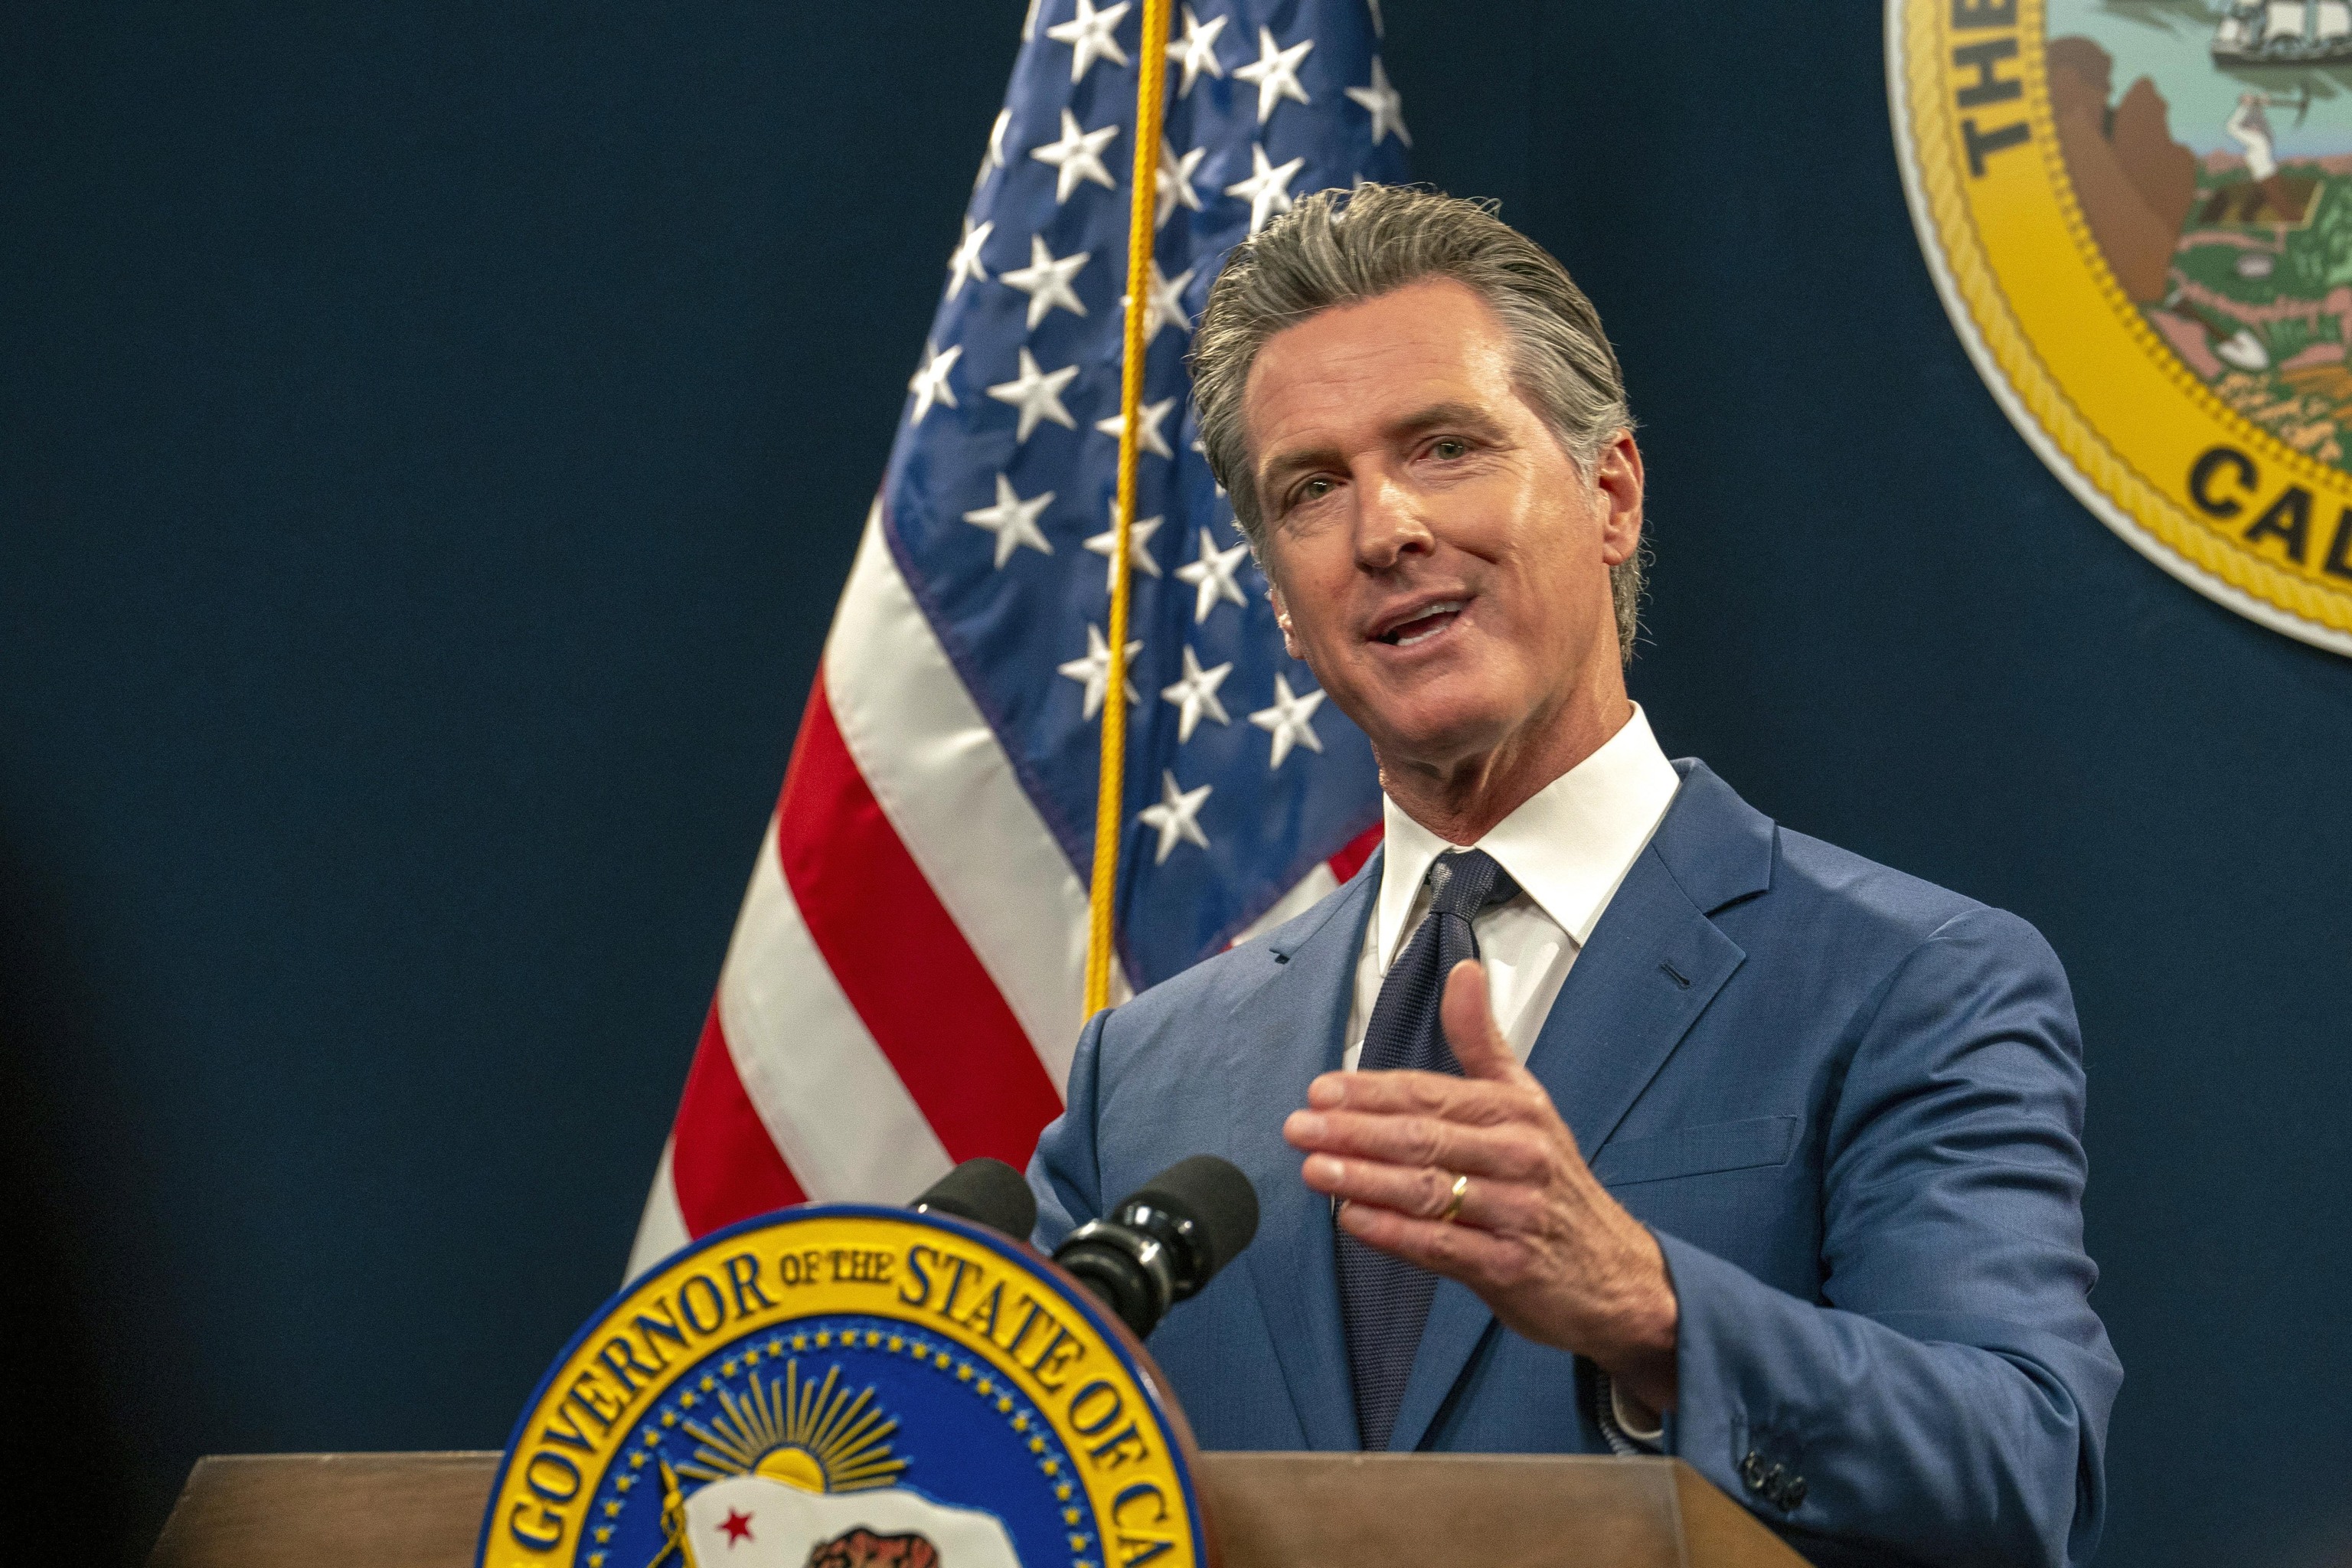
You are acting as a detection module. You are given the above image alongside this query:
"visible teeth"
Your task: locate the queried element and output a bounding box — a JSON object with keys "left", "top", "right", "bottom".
{"left": 1389, "top": 602, "right": 1462, "bottom": 646}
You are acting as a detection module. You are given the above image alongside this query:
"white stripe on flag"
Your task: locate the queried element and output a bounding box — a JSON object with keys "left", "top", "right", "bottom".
{"left": 718, "top": 813, "right": 954, "bottom": 1200}
{"left": 624, "top": 1135, "right": 691, "bottom": 1283}
{"left": 825, "top": 502, "right": 1125, "bottom": 1090}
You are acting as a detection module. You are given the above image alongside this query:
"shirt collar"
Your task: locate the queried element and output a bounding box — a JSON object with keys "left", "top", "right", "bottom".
{"left": 1374, "top": 703, "right": 1683, "bottom": 969}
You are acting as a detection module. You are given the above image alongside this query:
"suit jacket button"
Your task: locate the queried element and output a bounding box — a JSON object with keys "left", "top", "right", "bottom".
{"left": 1740, "top": 1451, "right": 1769, "bottom": 1491}
{"left": 1780, "top": 1476, "right": 1808, "bottom": 1508}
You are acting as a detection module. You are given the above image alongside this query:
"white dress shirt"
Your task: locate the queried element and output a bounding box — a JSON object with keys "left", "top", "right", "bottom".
{"left": 1342, "top": 704, "right": 1683, "bottom": 1069}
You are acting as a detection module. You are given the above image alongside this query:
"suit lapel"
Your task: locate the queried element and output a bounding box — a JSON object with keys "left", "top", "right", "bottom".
{"left": 1226, "top": 850, "right": 1380, "bottom": 1451}
{"left": 1383, "top": 764, "right": 1766, "bottom": 1452}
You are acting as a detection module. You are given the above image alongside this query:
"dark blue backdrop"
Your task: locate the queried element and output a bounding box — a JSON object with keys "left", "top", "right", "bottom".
{"left": 5, "top": 4, "right": 2348, "bottom": 1564}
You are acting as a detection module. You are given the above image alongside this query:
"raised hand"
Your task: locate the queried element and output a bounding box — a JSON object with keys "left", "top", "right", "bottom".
{"left": 1282, "top": 957, "right": 1681, "bottom": 1413}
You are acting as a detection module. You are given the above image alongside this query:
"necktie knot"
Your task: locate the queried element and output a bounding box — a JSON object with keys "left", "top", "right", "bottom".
{"left": 1426, "top": 849, "right": 1517, "bottom": 922}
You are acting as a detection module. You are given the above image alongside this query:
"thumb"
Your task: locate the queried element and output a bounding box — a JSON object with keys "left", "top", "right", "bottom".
{"left": 1440, "top": 959, "right": 1517, "bottom": 1081}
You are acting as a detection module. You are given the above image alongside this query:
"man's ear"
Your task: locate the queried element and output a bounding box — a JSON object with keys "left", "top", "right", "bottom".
{"left": 1266, "top": 574, "right": 1305, "bottom": 661}
{"left": 1594, "top": 430, "right": 1645, "bottom": 567}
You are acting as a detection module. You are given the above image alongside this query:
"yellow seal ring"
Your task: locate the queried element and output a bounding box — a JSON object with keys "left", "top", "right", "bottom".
{"left": 1889, "top": 0, "right": 2352, "bottom": 655}
{"left": 475, "top": 1206, "right": 1207, "bottom": 1568}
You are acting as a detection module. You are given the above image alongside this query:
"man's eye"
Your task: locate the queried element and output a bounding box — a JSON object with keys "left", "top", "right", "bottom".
{"left": 1431, "top": 438, "right": 1468, "bottom": 460}
{"left": 1295, "top": 477, "right": 1333, "bottom": 504}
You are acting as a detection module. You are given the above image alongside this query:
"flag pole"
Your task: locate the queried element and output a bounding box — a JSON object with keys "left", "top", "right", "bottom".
{"left": 1085, "top": 0, "right": 1173, "bottom": 1016}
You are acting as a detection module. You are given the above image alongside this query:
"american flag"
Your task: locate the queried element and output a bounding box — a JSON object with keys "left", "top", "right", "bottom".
{"left": 629, "top": 0, "right": 1410, "bottom": 1276}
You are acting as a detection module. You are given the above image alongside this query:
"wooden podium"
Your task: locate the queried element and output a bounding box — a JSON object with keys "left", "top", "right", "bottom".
{"left": 147, "top": 1450, "right": 1806, "bottom": 1568}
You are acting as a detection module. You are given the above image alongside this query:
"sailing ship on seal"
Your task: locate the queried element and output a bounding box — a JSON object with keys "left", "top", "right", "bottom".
{"left": 2213, "top": 1, "right": 2352, "bottom": 64}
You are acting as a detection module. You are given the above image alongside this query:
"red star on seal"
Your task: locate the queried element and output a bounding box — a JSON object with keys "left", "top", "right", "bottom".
{"left": 720, "top": 1510, "right": 754, "bottom": 1546}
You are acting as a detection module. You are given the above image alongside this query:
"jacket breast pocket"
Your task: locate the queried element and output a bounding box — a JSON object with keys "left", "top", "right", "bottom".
{"left": 1589, "top": 1115, "right": 1802, "bottom": 1188}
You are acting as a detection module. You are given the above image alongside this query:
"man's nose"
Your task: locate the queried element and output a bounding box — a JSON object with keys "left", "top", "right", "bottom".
{"left": 1353, "top": 469, "right": 1434, "bottom": 571}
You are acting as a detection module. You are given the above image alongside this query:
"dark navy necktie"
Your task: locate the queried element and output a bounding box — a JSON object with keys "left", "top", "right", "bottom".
{"left": 1336, "top": 848, "right": 1520, "bottom": 1450}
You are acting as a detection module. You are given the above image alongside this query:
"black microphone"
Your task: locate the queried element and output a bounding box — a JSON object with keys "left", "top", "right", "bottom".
{"left": 912, "top": 1158, "right": 1038, "bottom": 1240}
{"left": 1053, "top": 1155, "right": 1259, "bottom": 1338}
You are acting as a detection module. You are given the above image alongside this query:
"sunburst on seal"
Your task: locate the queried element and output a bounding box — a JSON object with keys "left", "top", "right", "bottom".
{"left": 675, "top": 1360, "right": 907, "bottom": 1494}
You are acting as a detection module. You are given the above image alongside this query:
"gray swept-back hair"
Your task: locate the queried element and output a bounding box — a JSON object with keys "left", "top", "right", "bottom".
{"left": 1188, "top": 185, "right": 1644, "bottom": 663}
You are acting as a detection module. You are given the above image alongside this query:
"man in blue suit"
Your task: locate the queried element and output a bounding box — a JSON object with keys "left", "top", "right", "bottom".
{"left": 1028, "top": 186, "right": 2120, "bottom": 1568}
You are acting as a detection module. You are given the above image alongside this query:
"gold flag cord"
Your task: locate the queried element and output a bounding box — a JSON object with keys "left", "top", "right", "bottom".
{"left": 1084, "top": 0, "right": 1173, "bottom": 1016}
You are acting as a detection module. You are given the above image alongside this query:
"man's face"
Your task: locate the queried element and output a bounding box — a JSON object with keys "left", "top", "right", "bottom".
{"left": 1244, "top": 277, "right": 1643, "bottom": 780}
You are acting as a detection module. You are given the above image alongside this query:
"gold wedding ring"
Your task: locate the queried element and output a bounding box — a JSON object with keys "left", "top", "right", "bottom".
{"left": 1439, "top": 1171, "right": 1470, "bottom": 1223}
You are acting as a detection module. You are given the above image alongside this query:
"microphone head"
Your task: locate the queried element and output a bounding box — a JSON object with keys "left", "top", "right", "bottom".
{"left": 912, "top": 1157, "right": 1038, "bottom": 1240}
{"left": 1121, "top": 1155, "right": 1259, "bottom": 1283}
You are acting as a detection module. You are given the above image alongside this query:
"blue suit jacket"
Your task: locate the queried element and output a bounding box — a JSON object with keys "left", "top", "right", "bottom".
{"left": 1029, "top": 761, "right": 2122, "bottom": 1568}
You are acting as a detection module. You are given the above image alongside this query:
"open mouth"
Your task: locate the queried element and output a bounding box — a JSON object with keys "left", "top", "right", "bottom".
{"left": 1374, "top": 599, "right": 1465, "bottom": 647}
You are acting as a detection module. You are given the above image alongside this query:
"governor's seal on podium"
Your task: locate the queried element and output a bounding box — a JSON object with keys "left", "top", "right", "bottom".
{"left": 477, "top": 1206, "right": 1209, "bottom": 1568}
{"left": 1890, "top": 0, "right": 2352, "bottom": 655}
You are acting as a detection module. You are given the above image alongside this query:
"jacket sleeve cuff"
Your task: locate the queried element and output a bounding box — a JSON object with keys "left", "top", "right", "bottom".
{"left": 1655, "top": 1230, "right": 1811, "bottom": 1518}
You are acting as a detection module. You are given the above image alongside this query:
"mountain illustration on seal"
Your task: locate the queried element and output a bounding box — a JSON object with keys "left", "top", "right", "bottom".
{"left": 2048, "top": 1, "right": 2352, "bottom": 473}
{"left": 652, "top": 1361, "right": 1024, "bottom": 1568}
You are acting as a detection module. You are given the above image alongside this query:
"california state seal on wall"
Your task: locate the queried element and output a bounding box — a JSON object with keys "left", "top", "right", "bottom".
{"left": 1890, "top": 0, "right": 2352, "bottom": 653}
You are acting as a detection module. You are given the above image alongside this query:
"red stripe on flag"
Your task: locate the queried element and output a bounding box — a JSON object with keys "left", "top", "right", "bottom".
{"left": 777, "top": 681, "right": 1066, "bottom": 1168}
{"left": 1330, "top": 821, "right": 1383, "bottom": 884}
{"left": 671, "top": 1001, "right": 806, "bottom": 1235}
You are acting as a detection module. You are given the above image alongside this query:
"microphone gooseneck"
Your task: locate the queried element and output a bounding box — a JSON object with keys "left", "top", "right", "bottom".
{"left": 1054, "top": 1155, "right": 1260, "bottom": 1338}
{"left": 911, "top": 1157, "right": 1039, "bottom": 1240}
